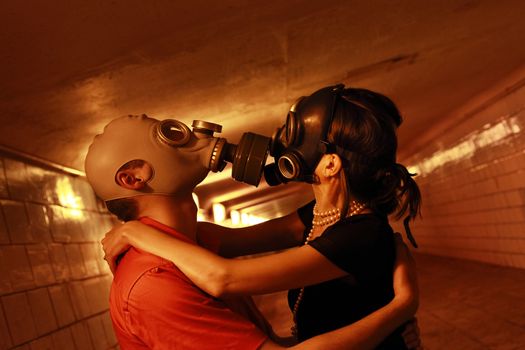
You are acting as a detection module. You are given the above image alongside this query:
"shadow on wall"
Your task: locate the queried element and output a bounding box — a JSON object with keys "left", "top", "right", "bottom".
{"left": 0, "top": 155, "right": 118, "bottom": 349}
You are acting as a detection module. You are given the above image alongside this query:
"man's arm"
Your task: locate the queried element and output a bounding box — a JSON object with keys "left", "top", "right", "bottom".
{"left": 197, "top": 211, "right": 305, "bottom": 257}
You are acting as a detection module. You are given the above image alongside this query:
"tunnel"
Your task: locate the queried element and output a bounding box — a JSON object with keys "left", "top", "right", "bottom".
{"left": 1, "top": 1, "right": 525, "bottom": 349}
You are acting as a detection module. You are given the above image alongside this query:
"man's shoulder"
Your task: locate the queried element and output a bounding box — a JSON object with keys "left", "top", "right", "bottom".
{"left": 109, "top": 249, "right": 269, "bottom": 350}
{"left": 111, "top": 248, "right": 188, "bottom": 299}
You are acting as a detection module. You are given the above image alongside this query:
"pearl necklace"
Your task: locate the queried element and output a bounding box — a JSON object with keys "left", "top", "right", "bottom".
{"left": 291, "top": 200, "right": 366, "bottom": 339}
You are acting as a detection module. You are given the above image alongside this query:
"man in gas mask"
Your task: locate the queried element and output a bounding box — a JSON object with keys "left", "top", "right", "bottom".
{"left": 86, "top": 114, "right": 276, "bottom": 349}
{"left": 85, "top": 114, "right": 420, "bottom": 349}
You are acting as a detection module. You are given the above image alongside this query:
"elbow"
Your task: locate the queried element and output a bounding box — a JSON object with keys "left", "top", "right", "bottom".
{"left": 201, "top": 265, "right": 231, "bottom": 298}
{"left": 400, "top": 293, "right": 419, "bottom": 319}
{"left": 206, "top": 280, "right": 227, "bottom": 299}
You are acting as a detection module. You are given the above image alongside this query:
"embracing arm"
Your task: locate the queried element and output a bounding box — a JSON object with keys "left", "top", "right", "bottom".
{"left": 103, "top": 220, "right": 345, "bottom": 297}
{"left": 197, "top": 211, "right": 305, "bottom": 257}
{"left": 103, "top": 224, "right": 419, "bottom": 349}
{"left": 288, "top": 299, "right": 414, "bottom": 350}
{"left": 263, "top": 235, "right": 419, "bottom": 350}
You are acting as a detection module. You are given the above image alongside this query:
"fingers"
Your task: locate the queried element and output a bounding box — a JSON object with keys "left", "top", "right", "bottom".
{"left": 406, "top": 338, "right": 422, "bottom": 349}
{"left": 102, "top": 252, "right": 115, "bottom": 276}
{"left": 402, "top": 318, "right": 422, "bottom": 350}
{"left": 402, "top": 331, "right": 419, "bottom": 344}
{"left": 100, "top": 222, "right": 134, "bottom": 276}
{"left": 402, "top": 318, "right": 420, "bottom": 335}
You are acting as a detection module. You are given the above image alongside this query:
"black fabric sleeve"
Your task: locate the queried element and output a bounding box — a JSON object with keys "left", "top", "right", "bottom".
{"left": 297, "top": 200, "right": 315, "bottom": 227}
{"left": 308, "top": 216, "right": 393, "bottom": 280}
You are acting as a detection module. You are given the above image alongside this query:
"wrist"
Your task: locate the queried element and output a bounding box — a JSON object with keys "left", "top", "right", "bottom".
{"left": 122, "top": 221, "right": 140, "bottom": 245}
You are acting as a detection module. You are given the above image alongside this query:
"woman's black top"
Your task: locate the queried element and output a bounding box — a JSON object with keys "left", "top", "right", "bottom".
{"left": 288, "top": 201, "right": 407, "bottom": 349}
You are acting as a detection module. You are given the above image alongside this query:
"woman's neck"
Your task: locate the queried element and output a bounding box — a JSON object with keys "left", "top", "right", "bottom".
{"left": 312, "top": 177, "right": 346, "bottom": 213}
{"left": 312, "top": 176, "right": 371, "bottom": 216}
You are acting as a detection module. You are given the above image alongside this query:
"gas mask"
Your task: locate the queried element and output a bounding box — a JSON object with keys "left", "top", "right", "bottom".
{"left": 84, "top": 115, "right": 270, "bottom": 201}
{"left": 264, "top": 84, "right": 345, "bottom": 186}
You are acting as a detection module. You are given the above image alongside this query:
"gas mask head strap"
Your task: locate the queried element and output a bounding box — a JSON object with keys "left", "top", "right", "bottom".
{"left": 320, "top": 87, "right": 377, "bottom": 158}
{"left": 318, "top": 84, "right": 345, "bottom": 155}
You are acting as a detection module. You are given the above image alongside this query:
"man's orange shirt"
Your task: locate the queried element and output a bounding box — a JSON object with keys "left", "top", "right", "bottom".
{"left": 109, "top": 217, "right": 268, "bottom": 349}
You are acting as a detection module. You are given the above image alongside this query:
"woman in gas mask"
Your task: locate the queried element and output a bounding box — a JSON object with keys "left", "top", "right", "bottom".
{"left": 102, "top": 85, "right": 422, "bottom": 349}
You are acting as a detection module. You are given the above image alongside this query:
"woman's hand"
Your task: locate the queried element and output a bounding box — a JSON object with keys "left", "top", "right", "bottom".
{"left": 402, "top": 318, "right": 423, "bottom": 349}
{"left": 101, "top": 221, "right": 143, "bottom": 274}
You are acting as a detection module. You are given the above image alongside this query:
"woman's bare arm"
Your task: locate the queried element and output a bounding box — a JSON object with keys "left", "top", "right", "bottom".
{"left": 197, "top": 211, "right": 305, "bottom": 257}
{"left": 103, "top": 220, "right": 346, "bottom": 296}
{"left": 262, "top": 235, "right": 419, "bottom": 350}
{"left": 103, "top": 225, "right": 419, "bottom": 348}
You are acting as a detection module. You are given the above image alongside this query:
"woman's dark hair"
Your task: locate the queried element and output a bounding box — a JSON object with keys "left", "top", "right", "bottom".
{"left": 105, "top": 159, "right": 145, "bottom": 222}
{"left": 327, "top": 88, "right": 421, "bottom": 243}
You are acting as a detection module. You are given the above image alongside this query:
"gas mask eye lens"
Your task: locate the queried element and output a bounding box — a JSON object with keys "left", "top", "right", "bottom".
{"left": 278, "top": 154, "right": 300, "bottom": 179}
{"left": 156, "top": 119, "right": 191, "bottom": 146}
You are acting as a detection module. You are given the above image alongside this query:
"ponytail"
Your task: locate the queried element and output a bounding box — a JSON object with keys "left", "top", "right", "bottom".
{"left": 327, "top": 87, "right": 422, "bottom": 247}
{"left": 391, "top": 163, "right": 421, "bottom": 248}
{"left": 340, "top": 160, "right": 421, "bottom": 247}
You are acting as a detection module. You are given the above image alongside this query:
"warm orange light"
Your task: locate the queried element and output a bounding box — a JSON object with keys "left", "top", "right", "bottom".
{"left": 212, "top": 203, "right": 226, "bottom": 223}
{"left": 240, "top": 211, "right": 267, "bottom": 226}
{"left": 230, "top": 210, "right": 241, "bottom": 226}
{"left": 55, "top": 177, "right": 85, "bottom": 219}
{"left": 409, "top": 117, "right": 521, "bottom": 176}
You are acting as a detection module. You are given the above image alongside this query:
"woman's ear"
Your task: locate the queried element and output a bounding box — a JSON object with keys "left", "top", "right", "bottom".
{"left": 324, "top": 154, "right": 343, "bottom": 177}
{"left": 318, "top": 154, "right": 343, "bottom": 178}
{"left": 115, "top": 163, "right": 153, "bottom": 190}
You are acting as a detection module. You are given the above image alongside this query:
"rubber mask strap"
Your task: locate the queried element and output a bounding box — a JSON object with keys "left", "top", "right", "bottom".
{"left": 321, "top": 84, "right": 345, "bottom": 145}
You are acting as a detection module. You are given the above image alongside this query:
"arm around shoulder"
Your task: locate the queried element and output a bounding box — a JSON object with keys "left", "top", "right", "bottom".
{"left": 260, "top": 234, "right": 419, "bottom": 350}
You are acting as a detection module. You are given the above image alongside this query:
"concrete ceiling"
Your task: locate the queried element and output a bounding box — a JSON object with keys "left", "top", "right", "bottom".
{"left": 1, "top": 0, "right": 525, "bottom": 218}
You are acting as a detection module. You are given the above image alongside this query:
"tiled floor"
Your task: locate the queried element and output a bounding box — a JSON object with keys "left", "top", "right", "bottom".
{"left": 415, "top": 254, "right": 525, "bottom": 350}
{"left": 253, "top": 253, "right": 525, "bottom": 350}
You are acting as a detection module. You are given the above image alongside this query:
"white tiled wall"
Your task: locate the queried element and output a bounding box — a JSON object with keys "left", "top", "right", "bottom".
{"left": 395, "top": 69, "right": 525, "bottom": 269}
{"left": 0, "top": 155, "right": 118, "bottom": 350}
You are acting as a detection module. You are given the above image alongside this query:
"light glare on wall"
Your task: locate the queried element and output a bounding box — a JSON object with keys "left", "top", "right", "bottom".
{"left": 192, "top": 193, "right": 200, "bottom": 208}
{"left": 409, "top": 117, "right": 521, "bottom": 175}
{"left": 230, "top": 210, "right": 241, "bottom": 225}
{"left": 240, "top": 211, "right": 267, "bottom": 226}
{"left": 212, "top": 203, "right": 226, "bottom": 223}
{"left": 193, "top": 193, "right": 206, "bottom": 221}
{"left": 56, "top": 177, "right": 84, "bottom": 219}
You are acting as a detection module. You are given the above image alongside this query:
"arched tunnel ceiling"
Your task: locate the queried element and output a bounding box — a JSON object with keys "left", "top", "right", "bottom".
{"left": 1, "top": 0, "right": 525, "bottom": 217}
